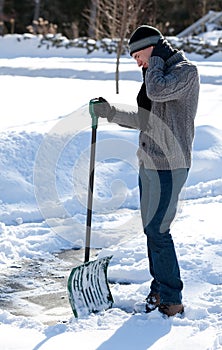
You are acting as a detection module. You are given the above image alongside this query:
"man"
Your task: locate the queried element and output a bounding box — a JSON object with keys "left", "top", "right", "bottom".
{"left": 92, "top": 25, "right": 199, "bottom": 316}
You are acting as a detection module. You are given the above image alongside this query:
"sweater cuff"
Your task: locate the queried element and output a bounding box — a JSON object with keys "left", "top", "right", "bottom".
{"left": 107, "top": 106, "right": 116, "bottom": 122}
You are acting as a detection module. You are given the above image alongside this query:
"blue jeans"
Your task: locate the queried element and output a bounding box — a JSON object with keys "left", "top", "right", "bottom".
{"left": 139, "top": 165, "right": 188, "bottom": 305}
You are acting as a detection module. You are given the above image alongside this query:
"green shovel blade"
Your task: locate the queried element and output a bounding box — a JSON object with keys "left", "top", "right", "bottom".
{"left": 67, "top": 256, "right": 113, "bottom": 318}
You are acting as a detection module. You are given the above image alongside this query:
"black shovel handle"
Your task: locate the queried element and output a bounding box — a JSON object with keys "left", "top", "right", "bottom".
{"left": 84, "top": 99, "right": 100, "bottom": 263}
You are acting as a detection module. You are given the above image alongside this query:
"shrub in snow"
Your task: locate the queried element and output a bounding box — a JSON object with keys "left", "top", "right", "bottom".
{"left": 10, "top": 32, "right": 222, "bottom": 57}
{"left": 167, "top": 35, "right": 222, "bottom": 58}
{"left": 37, "top": 32, "right": 221, "bottom": 58}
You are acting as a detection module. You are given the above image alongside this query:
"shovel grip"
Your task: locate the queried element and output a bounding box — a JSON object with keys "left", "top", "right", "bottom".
{"left": 89, "top": 98, "right": 100, "bottom": 129}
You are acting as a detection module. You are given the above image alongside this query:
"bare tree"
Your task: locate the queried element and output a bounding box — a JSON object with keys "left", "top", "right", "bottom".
{"left": 88, "top": 0, "right": 147, "bottom": 93}
{"left": 114, "top": 0, "right": 146, "bottom": 94}
{"left": 115, "top": 2, "right": 127, "bottom": 94}
{"left": 88, "top": 0, "right": 99, "bottom": 38}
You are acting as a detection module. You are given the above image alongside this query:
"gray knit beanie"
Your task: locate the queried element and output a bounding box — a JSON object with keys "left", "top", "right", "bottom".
{"left": 129, "top": 25, "right": 162, "bottom": 55}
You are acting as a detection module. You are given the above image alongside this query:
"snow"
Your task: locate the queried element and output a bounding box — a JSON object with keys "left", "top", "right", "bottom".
{"left": 200, "top": 30, "right": 222, "bottom": 45}
{"left": 0, "top": 34, "right": 222, "bottom": 349}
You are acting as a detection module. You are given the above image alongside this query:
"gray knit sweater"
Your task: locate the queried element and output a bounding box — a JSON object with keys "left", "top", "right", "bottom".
{"left": 110, "top": 51, "right": 200, "bottom": 170}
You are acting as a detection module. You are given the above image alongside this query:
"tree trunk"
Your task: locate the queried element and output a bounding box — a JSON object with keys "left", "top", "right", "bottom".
{"left": 0, "top": 0, "right": 5, "bottom": 36}
{"left": 115, "top": 48, "right": 120, "bottom": 94}
{"left": 33, "top": 0, "right": 41, "bottom": 34}
{"left": 33, "top": 0, "right": 41, "bottom": 21}
{"left": 72, "top": 21, "right": 79, "bottom": 38}
{"left": 88, "top": 0, "right": 97, "bottom": 38}
{"left": 115, "top": 1, "right": 128, "bottom": 94}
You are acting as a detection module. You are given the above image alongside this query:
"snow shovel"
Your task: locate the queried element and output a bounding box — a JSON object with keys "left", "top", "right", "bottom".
{"left": 67, "top": 98, "right": 113, "bottom": 318}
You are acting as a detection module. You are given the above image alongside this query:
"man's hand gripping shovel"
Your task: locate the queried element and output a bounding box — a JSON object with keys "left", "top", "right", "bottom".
{"left": 67, "top": 99, "right": 113, "bottom": 318}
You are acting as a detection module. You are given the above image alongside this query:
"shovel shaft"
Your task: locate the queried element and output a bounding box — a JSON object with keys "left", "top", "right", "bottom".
{"left": 84, "top": 127, "right": 97, "bottom": 262}
{"left": 85, "top": 99, "right": 99, "bottom": 263}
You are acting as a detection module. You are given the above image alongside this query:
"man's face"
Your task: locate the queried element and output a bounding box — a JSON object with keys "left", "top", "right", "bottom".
{"left": 132, "top": 46, "right": 154, "bottom": 68}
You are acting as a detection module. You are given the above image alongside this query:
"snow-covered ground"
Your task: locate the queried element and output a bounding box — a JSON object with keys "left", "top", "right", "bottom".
{"left": 0, "top": 34, "right": 222, "bottom": 349}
